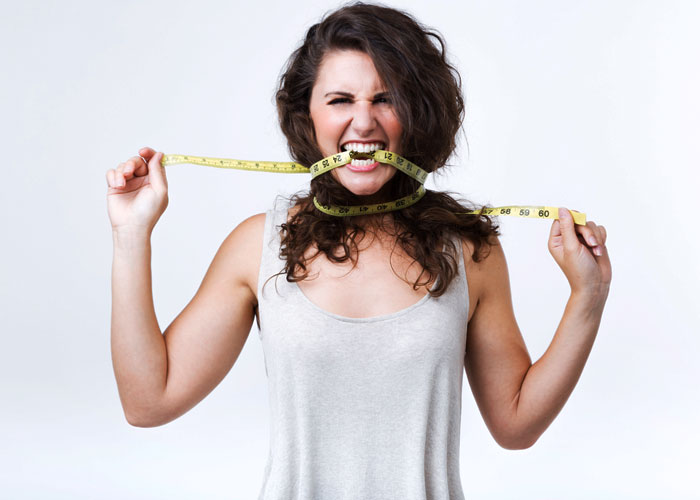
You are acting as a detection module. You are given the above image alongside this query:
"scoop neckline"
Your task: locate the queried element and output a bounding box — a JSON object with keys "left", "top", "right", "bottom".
{"left": 292, "top": 275, "right": 440, "bottom": 323}
{"left": 278, "top": 202, "right": 443, "bottom": 323}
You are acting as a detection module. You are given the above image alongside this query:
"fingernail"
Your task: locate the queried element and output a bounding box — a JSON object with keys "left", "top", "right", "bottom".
{"left": 594, "top": 246, "right": 603, "bottom": 256}
{"left": 589, "top": 236, "right": 598, "bottom": 246}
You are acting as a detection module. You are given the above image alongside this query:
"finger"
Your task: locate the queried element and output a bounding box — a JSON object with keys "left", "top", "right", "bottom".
{"left": 591, "top": 223, "right": 605, "bottom": 249}
{"left": 119, "top": 147, "right": 155, "bottom": 179}
{"left": 126, "top": 155, "right": 149, "bottom": 177}
{"left": 121, "top": 158, "right": 136, "bottom": 178}
{"left": 578, "top": 221, "right": 608, "bottom": 256}
{"left": 147, "top": 151, "right": 167, "bottom": 192}
{"left": 595, "top": 225, "right": 607, "bottom": 256}
{"left": 577, "top": 221, "right": 599, "bottom": 247}
{"left": 115, "top": 168, "right": 126, "bottom": 188}
{"left": 139, "top": 149, "right": 156, "bottom": 168}
{"left": 557, "top": 207, "right": 580, "bottom": 251}
{"left": 583, "top": 222, "right": 607, "bottom": 257}
{"left": 139, "top": 146, "right": 156, "bottom": 158}
{"left": 585, "top": 221, "right": 607, "bottom": 255}
{"left": 120, "top": 160, "right": 132, "bottom": 180}
{"left": 113, "top": 165, "right": 127, "bottom": 188}
{"left": 107, "top": 169, "right": 123, "bottom": 189}
{"left": 549, "top": 218, "right": 561, "bottom": 240}
{"left": 118, "top": 160, "right": 135, "bottom": 184}
{"left": 548, "top": 219, "right": 562, "bottom": 254}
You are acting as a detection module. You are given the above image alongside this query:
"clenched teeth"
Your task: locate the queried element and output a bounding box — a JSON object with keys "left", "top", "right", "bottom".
{"left": 341, "top": 142, "right": 385, "bottom": 153}
{"left": 349, "top": 158, "right": 377, "bottom": 167}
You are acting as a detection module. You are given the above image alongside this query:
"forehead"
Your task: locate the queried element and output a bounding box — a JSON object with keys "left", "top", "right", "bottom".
{"left": 312, "top": 49, "right": 386, "bottom": 94}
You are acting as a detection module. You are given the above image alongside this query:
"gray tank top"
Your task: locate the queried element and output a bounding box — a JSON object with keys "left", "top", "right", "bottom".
{"left": 256, "top": 197, "right": 469, "bottom": 500}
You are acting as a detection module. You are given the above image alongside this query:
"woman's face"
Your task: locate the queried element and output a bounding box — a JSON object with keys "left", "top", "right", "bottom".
{"left": 309, "top": 49, "right": 402, "bottom": 200}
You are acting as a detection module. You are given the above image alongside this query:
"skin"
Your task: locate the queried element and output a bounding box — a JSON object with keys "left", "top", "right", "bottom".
{"left": 309, "top": 50, "right": 402, "bottom": 205}
{"left": 106, "top": 49, "right": 612, "bottom": 451}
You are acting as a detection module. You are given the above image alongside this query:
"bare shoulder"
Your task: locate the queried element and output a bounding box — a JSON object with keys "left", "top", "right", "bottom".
{"left": 215, "top": 212, "right": 267, "bottom": 301}
{"left": 459, "top": 234, "right": 505, "bottom": 320}
{"left": 460, "top": 233, "right": 504, "bottom": 275}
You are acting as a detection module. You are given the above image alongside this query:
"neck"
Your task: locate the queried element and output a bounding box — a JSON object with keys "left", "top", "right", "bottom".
{"left": 354, "top": 176, "right": 397, "bottom": 205}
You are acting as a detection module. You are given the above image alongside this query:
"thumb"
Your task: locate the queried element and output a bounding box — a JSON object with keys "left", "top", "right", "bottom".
{"left": 548, "top": 218, "right": 561, "bottom": 241}
{"left": 557, "top": 207, "right": 579, "bottom": 251}
{"left": 148, "top": 152, "right": 168, "bottom": 192}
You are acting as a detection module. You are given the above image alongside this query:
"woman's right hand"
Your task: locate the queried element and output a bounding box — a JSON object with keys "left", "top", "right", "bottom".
{"left": 106, "top": 147, "right": 169, "bottom": 233}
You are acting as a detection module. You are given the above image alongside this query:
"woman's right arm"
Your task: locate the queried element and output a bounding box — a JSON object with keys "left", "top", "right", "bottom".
{"left": 107, "top": 147, "right": 264, "bottom": 427}
{"left": 111, "top": 226, "right": 167, "bottom": 427}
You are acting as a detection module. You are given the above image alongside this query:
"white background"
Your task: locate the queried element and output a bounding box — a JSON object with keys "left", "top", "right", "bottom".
{"left": 1, "top": 0, "right": 698, "bottom": 498}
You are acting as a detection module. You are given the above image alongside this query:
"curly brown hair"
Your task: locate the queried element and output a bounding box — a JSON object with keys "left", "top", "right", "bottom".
{"left": 272, "top": 1, "right": 500, "bottom": 297}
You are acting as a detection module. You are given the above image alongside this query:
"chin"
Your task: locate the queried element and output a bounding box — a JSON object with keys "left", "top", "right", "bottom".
{"left": 348, "top": 187, "right": 382, "bottom": 197}
{"left": 334, "top": 168, "right": 396, "bottom": 199}
{"left": 341, "top": 180, "right": 388, "bottom": 197}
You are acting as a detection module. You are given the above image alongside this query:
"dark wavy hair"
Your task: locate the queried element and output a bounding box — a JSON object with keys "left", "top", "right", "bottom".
{"left": 272, "top": 1, "right": 500, "bottom": 297}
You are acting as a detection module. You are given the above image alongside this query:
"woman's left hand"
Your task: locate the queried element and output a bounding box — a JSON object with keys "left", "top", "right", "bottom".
{"left": 548, "top": 207, "right": 612, "bottom": 297}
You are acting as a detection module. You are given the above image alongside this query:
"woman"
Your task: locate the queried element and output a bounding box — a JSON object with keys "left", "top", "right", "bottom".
{"left": 106, "top": 3, "right": 611, "bottom": 498}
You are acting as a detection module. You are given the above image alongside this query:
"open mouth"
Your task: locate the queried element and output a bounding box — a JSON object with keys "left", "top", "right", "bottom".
{"left": 340, "top": 142, "right": 385, "bottom": 169}
{"left": 340, "top": 141, "right": 386, "bottom": 156}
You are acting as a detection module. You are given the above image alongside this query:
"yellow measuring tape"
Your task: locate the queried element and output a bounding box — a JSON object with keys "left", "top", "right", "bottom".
{"left": 162, "top": 150, "right": 586, "bottom": 225}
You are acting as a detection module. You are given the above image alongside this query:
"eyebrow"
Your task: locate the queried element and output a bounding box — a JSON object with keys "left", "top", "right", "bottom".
{"left": 324, "top": 91, "right": 390, "bottom": 99}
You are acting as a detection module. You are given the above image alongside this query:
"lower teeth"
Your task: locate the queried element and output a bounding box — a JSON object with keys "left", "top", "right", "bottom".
{"left": 350, "top": 158, "right": 374, "bottom": 167}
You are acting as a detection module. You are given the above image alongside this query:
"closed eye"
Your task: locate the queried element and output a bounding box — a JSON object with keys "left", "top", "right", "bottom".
{"left": 327, "top": 97, "right": 393, "bottom": 105}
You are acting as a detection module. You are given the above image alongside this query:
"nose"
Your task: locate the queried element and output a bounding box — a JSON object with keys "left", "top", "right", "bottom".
{"left": 350, "top": 101, "right": 377, "bottom": 135}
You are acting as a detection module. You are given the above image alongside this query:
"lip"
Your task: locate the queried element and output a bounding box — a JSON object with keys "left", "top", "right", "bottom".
{"left": 346, "top": 160, "right": 380, "bottom": 172}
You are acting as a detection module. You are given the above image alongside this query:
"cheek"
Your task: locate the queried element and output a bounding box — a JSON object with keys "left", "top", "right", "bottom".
{"left": 389, "top": 121, "right": 403, "bottom": 142}
{"left": 381, "top": 114, "right": 403, "bottom": 146}
{"left": 311, "top": 108, "right": 345, "bottom": 141}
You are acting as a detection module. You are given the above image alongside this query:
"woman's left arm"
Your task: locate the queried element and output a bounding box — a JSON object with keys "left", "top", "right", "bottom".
{"left": 464, "top": 207, "right": 611, "bottom": 449}
{"left": 517, "top": 207, "right": 611, "bottom": 442}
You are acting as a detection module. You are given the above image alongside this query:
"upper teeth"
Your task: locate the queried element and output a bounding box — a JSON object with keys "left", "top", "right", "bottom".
{"left": 342, "top": 142, "right": 385, "bottom": 153}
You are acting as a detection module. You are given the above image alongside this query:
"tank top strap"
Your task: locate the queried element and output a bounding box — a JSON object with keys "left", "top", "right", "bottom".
{"left": 452, "top": 232, "right": 468, "bottom": 297}
{"left": 255, "top": 197, "right": 296, "bottom": 339}
{"left": 257, "top": 197, "right": 290, "bottom": 293}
